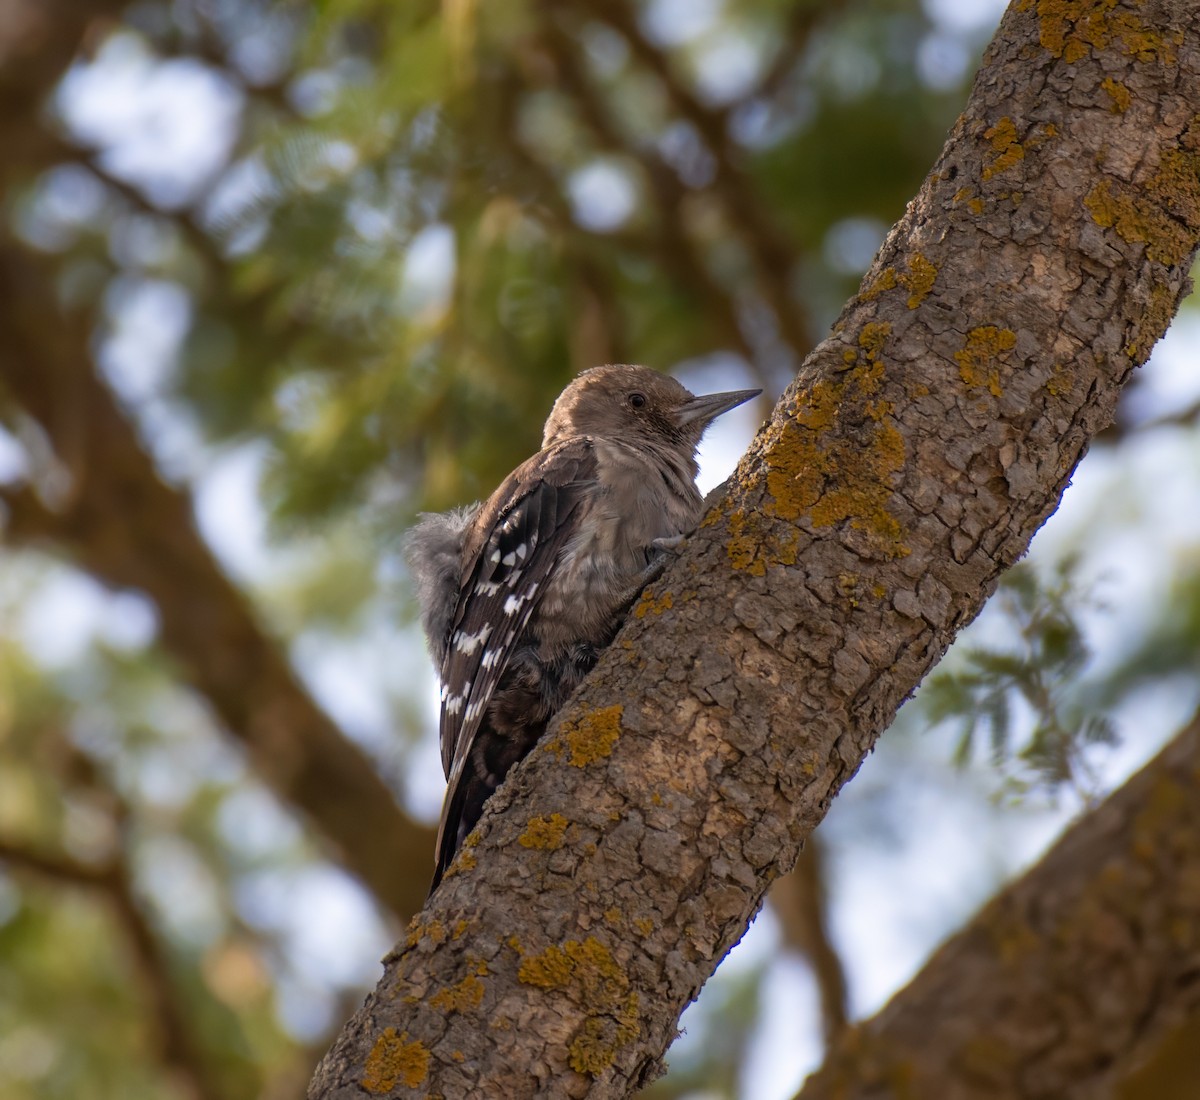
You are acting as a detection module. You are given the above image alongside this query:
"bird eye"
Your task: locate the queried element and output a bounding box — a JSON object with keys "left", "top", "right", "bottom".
{"left": 629, "top": 392, "right": 647, "bottom": 409}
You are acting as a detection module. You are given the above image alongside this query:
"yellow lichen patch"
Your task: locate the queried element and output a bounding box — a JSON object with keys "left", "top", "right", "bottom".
{"left": 406, "top": 917, "right": 447, "bottom": 949}
{"left": 1045, "top": 363, "right": 1075, "bottom": 397}
{"left": 570, "top": 1017, "right": 620, "bottom": 1075}
{"left": 634, "top": 589, "right": 674, "bottom": 618}
{"left": 1017, "top": 0, "right": 1182, "bottom": 63}
{"left": 723, "top": 507, "right": 800, "bottom": 576}
{"left": 430, "top": 959, "right": 488, "bottom": 1014}
{"left": 1125, "top": 282, "right": 1178, "bottom": 362}
{"left": 519, "top": 813, "right": 569, "bottom": 850}
{"left": 858, "top": 320, "right": 890, "bottom": 360}
{"left": 968, "top": 196, "right": 985, "bottom": 215}
{"left": 603, "top": 907, "right": 622, "bottom": 925}
{"left": 726, "top": 514, "right": 764, "bottom": 573}
{"left": 955, "top": 326, "right": 1016, "bottom": 398}
{"left": 899, "top": 252, "right": 938, "bottom": 308}
{"left": 517, "top": 938, "right": 640, "bottom": 1078}
{"left": 750, "top": 322, "right": 909, "bottom": 559}
{"left": 1101, "top": 75, "right": 1131, "bottom": 112}
{"left": 983, "top": 117, "right": 1024, "bottom": 181}
{"left": 518, "top": 937, "right": 624, "bottom": 994}
{"left": 953, "top": 186, "right": 974, "bottom": 204}
{"left": 444, "top": 846, "right": 476, "bottom": 878}
{"left": 1085, "top": 128, "right": 1200, "bottom": 267}
{"left": 362, "top": 1029, "right": 431, "bottom": 1093}
{"left": 518, "top": 943, "right": 574, "bottom": 988}
{"left": 633, "top": 917, "right": 654, "bottom": 937}
{"left": 547, "top": 705, "right": 623, "bottom": 766}
{"left": 568, "top": 1004, "right": 640, "bottom": 1076}
{"left": 859, "top": 266, "right": 897, "bottom": 301}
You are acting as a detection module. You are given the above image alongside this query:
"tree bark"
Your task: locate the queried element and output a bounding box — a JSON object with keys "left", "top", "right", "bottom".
{"left": 309, "top": 1, "right": 1200, "bottom": 1095}
{"left": 795, "top": 707, "right": 1200, "bottom": 1100}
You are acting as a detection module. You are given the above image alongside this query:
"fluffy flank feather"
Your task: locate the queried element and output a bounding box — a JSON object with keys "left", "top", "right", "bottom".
{"left": 405, "top": 504, "right": 479, "bottom": 669}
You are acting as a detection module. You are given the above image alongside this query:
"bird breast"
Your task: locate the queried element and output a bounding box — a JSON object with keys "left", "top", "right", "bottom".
{"left": 534, "top": 438, "right": 702, "bottom": 653}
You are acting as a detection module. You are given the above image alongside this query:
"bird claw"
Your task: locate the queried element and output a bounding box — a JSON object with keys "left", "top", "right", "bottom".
{"left": 639, "top": 556, "right": 669, "bottom": 587}
{"left": 638, "top": 535, "right": 686, "bottom": 587}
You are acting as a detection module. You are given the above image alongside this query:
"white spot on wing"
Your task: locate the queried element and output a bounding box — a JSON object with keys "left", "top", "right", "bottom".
{"left": 453, "top": 624, "right": 493, "bottom": 655}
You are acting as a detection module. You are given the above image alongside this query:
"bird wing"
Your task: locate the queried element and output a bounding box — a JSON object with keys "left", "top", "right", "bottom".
{"left": 438, "top": 437, "right": 597, "bottom": 786}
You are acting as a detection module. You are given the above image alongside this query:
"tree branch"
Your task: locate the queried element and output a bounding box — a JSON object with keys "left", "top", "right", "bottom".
{"left": 0, "top": 245, "right": 435, "bottom": 920}
{"left": 310, "top": 1, "right": 1200, "bottom": 1094}
{"left": 796, "top": 704, "right": 1200, "bottom": 1099}
{"left": 569, "top": 0, "right": 818, "bottom": 356}
{"left": 0, "top": 837, "right": 110, "bottom": 886}
{"left": 0, "top": 0, "right": 437, "bottom": 924}
{"left": 770, "top": 836, "right": 849, "bottom": 1045}
{"left": 0, "top": 0, "right": 123, "bottom": 190}
{"left": 0, "top": 833, "right": 225, "bottom": 1100}
{"left": 527, "top": 18, "right": 766, "bottom": 372}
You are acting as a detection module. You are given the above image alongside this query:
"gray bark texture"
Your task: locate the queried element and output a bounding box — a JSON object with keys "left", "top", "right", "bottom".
{"left": 310, "top": 1, "right": 1200, "bottom": 1095}
{"left": 794, "top": 708, "right": 1200, "bottom": 1100}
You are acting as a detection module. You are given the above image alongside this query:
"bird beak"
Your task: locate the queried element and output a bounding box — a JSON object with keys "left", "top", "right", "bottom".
{"left": 674, "top": 388, "right": 762, "bottom": 428}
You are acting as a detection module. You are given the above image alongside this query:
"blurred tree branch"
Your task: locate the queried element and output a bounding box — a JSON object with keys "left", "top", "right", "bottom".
{"left": 565, "top": 0, "right": 819, "bottom": 355}
{"left": 0, "top": 0, "right": 119, "bottom": 191}
{"left": 795, "top": 704, "right": 1200, "bottom": 1100}
{"left": 310, "top": 1, "right": 1200, "bottom": 1094}
{"left": 0, "top": 786, "right": 224, "bottom": 1100}
{"left": 0, "top": 1, "right": 435, "bottom": 923}
{"left": 507, "top": 43, "right": 761, "bottom": 369}
{"left": 770, "top": 836, "right": 849, "bottom": 1045}
{"left": 533, "top": 9, "right": 815, "bottom": 377}
{"left": 0, "top": 271, "right": 436, "bottom": 919}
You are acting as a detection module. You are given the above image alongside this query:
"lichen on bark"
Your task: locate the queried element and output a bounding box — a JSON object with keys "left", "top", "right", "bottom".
{"left": 309, "top": 1, "right": 1200, "bottom": 1096}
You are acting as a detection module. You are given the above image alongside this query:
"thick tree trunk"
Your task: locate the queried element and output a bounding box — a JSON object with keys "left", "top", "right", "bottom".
{"left": 309, "top": 1, "right": 1200, "bottom": 1095}
{"left": 795, "top": 708, "right": 1200, "bottom": 1100}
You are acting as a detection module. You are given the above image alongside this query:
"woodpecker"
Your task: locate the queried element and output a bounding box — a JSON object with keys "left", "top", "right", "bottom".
{"left": 407, "top": 364, "right": 760, "bottom": 892}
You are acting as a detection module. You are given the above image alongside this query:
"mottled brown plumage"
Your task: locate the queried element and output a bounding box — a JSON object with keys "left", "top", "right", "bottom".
{"left": 406, "top": 365, "right": 759, "bottom": 891}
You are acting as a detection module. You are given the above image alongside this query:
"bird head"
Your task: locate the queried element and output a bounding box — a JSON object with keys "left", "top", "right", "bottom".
{"left": 541, "top": 364, "right": 760, "bottom": 453}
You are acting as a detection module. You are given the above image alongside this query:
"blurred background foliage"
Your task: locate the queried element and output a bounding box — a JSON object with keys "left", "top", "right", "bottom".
{"left": 3, "top": 0, "right": 1200, "bottom": 1097}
